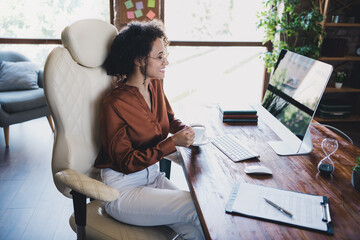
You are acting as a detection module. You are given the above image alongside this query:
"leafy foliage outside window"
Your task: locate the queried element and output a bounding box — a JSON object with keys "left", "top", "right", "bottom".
{"left": 0, "top": 0, "right": 109, "bottom": 65}
{"left": 257, "top": 0, "right": 325, "bottom": 72}
{"left": 0, "top": 0, "right": 109, "bottom": 39}
{"left": 165, "top": 0, "right": 264, "bottom": 42}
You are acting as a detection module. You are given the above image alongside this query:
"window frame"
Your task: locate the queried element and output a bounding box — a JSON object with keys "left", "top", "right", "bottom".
{"left": 160, "top": 1, "right": 270, "bottom": 96}
{"left": 0, "top": 0, "right": 115, "bottom": 45}
{"left": 0, "top": 0, "right": 270, "bottom": 95}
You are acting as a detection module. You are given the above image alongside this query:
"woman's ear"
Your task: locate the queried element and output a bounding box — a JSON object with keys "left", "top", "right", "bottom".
{"left": 134, "top": 57, "right": 145, "bottom": 67}
{"left": 134, "top": 58, "right": 141, "bottom": 67}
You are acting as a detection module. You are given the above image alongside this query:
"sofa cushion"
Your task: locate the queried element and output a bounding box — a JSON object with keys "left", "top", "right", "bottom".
{"left": 0, "top": 61, "right": 40, "bottom": 91}
{"left": 0, "top": 89, "right": 46, "bottom": 113}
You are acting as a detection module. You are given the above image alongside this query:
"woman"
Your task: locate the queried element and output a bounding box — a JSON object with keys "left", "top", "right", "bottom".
{"left": 94, "top": 20, "right": 205, "bottom": 240}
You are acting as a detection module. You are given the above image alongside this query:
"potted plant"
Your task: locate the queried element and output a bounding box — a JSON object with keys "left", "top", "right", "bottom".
{"left": 257, "top": 0, "right": 325, "bottom": 73}
{"left": 335, "top": 71, "right": 346, "bottom": 89}
{"left": 352, "top": 157, "right": 360, "bottom": 191}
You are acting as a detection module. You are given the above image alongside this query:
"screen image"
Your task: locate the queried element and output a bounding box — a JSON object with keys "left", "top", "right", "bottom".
{"left": 262, "top": 50, "right": 331, "bottom": 140}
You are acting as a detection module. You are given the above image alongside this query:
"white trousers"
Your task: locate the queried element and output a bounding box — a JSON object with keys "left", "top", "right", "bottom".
{"left": 101, "top": 164, "right": 205, "bottom": 240}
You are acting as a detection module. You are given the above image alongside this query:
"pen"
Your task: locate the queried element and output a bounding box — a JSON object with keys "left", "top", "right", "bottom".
{"left": 264, "top": 197, "right": 293, "bottom": 218}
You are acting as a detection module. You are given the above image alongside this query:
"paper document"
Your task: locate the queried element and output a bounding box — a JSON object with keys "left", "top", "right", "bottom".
{"left": 226, "top": 182, "right": 332, "bottom": 234}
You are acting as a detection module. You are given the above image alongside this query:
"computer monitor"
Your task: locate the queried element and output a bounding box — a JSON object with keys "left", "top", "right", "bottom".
{"left": 254, "top": 50, "right": 333, "bottom": 155}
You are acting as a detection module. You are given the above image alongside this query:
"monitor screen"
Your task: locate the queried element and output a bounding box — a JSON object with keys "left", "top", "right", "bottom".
{"left": 254, "top": 50, "right": 333, "bottom": 155}
{"left": 262, "top": 50, "right": 332, "bottom": 140}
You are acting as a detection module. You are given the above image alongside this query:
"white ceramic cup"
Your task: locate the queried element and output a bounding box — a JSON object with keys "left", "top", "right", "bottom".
{"left": 190, "top": 123, "right": 206, "bottom": 143}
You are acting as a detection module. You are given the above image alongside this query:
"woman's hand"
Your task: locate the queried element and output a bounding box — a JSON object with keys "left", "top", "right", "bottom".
{"left": 171, "top": 127, "right": 195, "bottom": 147}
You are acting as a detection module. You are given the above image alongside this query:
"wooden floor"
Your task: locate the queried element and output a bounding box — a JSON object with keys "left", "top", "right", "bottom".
{"left": 0, "top": 118, "right": 74, "bottom": 240}
{"left": 0, "top": 117, "right": 188, "bottom": 240}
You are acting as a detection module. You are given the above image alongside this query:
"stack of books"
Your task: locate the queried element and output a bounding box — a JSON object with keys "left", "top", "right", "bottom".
{"left": 219, "top": 103, "right": 258, "bottom": 124}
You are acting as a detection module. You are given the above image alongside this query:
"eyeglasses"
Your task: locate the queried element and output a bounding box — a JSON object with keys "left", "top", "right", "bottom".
{"left": 148, "top": 52, "right": 169, "bottom": 63}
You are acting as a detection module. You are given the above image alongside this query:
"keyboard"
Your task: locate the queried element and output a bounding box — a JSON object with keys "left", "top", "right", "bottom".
{"left": 212, "top": 134, "right": 259, "bottom": 162}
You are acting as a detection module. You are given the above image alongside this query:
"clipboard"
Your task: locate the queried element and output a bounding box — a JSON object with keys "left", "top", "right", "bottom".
{"left": 226, "top": 182, "right": 333, "bottom": 234}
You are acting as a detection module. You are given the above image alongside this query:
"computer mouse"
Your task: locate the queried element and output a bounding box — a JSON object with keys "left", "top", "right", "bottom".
{"left": 244, "top": 165, "right": 272, "bottom": 175}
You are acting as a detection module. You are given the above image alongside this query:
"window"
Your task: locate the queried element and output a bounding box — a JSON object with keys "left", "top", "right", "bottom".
{"left": 164, "top": 0, "right": 266, "bottom": 104}
{"left": 165, "top": 0, "right": 264, "bottom": 42}
{"left": 165, "top": 46, "right": 265, "bottom": 104}
{"left": 0, "top": 0, "right": 266, "bottom": 104}
{"left": 0, "top": 0, "right": 110, "bottom": 65}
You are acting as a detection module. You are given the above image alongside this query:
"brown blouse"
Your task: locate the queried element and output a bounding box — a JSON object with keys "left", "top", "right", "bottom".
{"left": 94, "top": 79, "right": 186, "bottom": 174}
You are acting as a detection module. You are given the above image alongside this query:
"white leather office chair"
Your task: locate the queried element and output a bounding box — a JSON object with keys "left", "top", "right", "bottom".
{"left": 44, "top": 19, "right": 176, "bottom": 240}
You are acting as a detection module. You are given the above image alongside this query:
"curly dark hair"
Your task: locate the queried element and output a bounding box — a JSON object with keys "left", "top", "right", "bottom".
{"left": 104, "top": 20, "right": 168, "bottom": 81}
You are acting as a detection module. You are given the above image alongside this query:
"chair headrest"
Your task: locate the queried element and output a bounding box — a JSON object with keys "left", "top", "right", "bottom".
{"left": 61, "top": 19, "right": 117, "bottom": 68}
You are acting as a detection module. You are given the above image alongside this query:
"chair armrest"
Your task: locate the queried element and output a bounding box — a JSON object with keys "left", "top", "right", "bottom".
{"left": 55, "top": 169, "right": 119, "bottom": 202}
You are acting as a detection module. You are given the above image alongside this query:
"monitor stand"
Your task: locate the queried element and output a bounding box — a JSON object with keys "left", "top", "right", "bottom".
{"left": 268, "top": 128, "right": 313, "bottom": 156}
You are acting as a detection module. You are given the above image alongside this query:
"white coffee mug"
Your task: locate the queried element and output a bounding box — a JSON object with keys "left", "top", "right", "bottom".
{"left": 190, "top": 123, "right": 206, "bottom": 143}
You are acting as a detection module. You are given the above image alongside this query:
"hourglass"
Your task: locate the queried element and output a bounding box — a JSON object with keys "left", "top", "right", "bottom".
{"left": 317, "top": 138, "right": 338, "bottom": 175}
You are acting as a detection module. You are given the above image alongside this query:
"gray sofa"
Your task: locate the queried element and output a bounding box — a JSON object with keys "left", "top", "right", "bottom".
{"left": 0, "top": 51, "right": 54, "bottom": 147}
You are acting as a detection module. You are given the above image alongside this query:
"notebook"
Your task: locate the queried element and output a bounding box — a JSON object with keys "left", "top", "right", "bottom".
{"left": 219, "top": 103, "right": 257, "bottom": 115}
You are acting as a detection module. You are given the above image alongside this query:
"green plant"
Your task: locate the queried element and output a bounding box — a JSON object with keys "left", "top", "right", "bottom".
{"left": 336, "top": 71, "right": 346, "bottom": 83}
{"left": 354, "top": 157, "right": 360, "bottom": 172}
{"left": 257, "top": 0, "right": 325, "bottom": 73}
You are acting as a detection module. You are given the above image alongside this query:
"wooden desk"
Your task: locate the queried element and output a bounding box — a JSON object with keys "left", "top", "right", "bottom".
{"left": 175, "top": 103, "right": 360, "bottom": 240}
